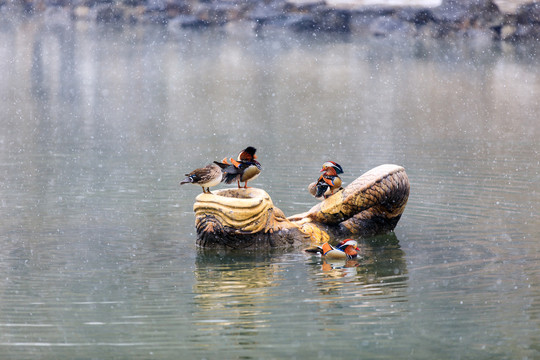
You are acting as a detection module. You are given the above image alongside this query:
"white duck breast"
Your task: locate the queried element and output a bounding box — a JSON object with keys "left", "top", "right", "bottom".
{"left": 240, "top": 164, "right": 261, "bottom": 183}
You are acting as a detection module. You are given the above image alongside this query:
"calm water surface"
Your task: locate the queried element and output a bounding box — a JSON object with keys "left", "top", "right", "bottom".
{"left": 0, "top": 14, "right": 539, "bottom": 359}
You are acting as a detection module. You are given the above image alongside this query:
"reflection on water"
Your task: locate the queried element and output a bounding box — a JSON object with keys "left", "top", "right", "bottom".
{"left": 192, "top": 252, "right": 279, "bottom": 351}
{"left": 30, "top": 9, "right": 77, "bottom": 101}
{"left": 191, "top": 238, "right": 410, "bottom": 358}
{"left": 0, "top": 15, "right": 539, "bottom": 359}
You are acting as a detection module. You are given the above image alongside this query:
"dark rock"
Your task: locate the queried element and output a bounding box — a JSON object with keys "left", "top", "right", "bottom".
{"left": 516, "top": 2, "right": 540, "bottom": 24}
{"left": 513, "top": 23, "right": 540, "bottom": 40}
{"left": 430, "top": 0, "right": 503, "bottom": 39}
{"left": 253, "top": 5, "right": 350, "bottom": 33}
{"left": 349, "top": 7, "right": 396, "bottom": 33}
{"left": 196, "top": 2, "right": 246, "bottom": 26}
{"left": 172, "top": 14, "right": 211, "bottom": 28}
{"left": 123, "top": 0, "right": 147, "bottom": 6}
{"left": 96, "top": 5, "right": 124, "bottom": 22}
{"left": 146, "top": 0, "right": 166, "bottom": 11}
{"left": 283, "top": 0, "right": 325, "bottom": 14}
{"left": 84, "top": 0, "right": 114, "bottom": 8}
{"left": 141, "top": 10, "right": 170, "bottom": 23}
{"left": 45, "top": 0, "right": 71, "bottom": 7}
{"left": 432, "top": 0, "right": 501, "bottom": 25}
{"left": 353, "top": 6, "right": 396, "bottom": 18}
{"left": 283, "top": 13, "right": 318, "bottom": 32}
{"left": 396, "top": 7, "right": 434, "bottom": 26}
{"left": 369, "top": 15, "right": 416, "bottom": 37}
{"left": 246, "top": 2, "right": 287, "bottom": 23}
{"left": 164, "top": 0, "right": 191, "bottom": 17}
{"left": 315, "top": 8, "right": 350, "bottom": 32}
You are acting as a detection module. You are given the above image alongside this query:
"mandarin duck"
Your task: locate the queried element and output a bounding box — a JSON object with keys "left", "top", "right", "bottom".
{"left": 180, "top": 163, "right": 223, "bottom": 194}
{"left": 309, "top": 161, "right": 344, "bottom": 199}
{"left": 305, "top": 239, "right": 360, "bottom": 260}
{"left": 214, "top": 146, "right": 262, "bottom": 188}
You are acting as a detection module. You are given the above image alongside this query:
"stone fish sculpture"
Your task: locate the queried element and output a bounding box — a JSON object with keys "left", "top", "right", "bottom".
{"left": 193, "top": 164, "right": 409, "bottom": 249}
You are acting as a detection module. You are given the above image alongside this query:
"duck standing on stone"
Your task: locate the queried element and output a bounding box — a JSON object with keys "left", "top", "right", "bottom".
{"left": 214, "top": 146, "right": 262, "bottom": 189}
{"left": 309, "top": 161, "right": 344, "bottom": 199}
{"left": 180, "top": 163, "right": 223, "bottom": 194}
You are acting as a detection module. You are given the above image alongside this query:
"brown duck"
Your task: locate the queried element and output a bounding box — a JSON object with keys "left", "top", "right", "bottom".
{"left": 180, "top": 163, "right": 223, "bottom": 194}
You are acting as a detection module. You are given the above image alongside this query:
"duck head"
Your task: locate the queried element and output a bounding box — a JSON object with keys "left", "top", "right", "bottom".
{"left": 238, "top": 146, "right": 258, "bottom": 162}
{"left": 321, "top": 161, "right": 343, "bottom": 174}
{"left": 337, "top": 239, "right": 360, "bottom": 257}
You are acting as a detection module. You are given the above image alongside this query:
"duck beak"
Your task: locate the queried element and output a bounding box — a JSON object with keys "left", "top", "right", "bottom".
{"left": 253, "top": 154, "right": 257, "bottom": 159}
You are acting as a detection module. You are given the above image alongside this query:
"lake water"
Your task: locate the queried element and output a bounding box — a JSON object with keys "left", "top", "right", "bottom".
{"left": 0, "top": 14, "right": 539, "bottom": 359}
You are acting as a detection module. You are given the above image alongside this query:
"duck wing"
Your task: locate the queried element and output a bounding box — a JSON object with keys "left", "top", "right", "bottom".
{"left": 315, "top": 183, "right": 329, "bottom": 198}
{"left": 214, "top": 161, "right": 242, "bottom": 184}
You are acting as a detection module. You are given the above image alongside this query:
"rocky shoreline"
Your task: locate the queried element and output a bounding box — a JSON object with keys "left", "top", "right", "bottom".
{"left": 2, "top": 0, "right": 540, "bottom": 41}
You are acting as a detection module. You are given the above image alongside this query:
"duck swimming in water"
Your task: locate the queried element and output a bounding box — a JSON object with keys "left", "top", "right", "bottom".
{"left": 305, "top": 239, "right": 360, "bottom": 260}
{"left": 180, "top": 163, "right": 223, "bottom": 194}
{"left": 214, "top": 146, "right": 262, "bottom": 188}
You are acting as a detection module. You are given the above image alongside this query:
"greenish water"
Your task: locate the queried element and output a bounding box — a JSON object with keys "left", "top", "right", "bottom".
{"left": 0, "top": 16, "right": 539, "bottom": 359}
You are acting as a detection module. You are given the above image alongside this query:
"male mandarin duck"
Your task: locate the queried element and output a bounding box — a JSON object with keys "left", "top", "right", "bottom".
{"left": 321, "top": 161, "right": 344, "bottom": 175}
{"left": 214, "top": 146, "right": 262, "bottom": 188}
{"left": 180, "top": 163, "right": 223, "bottom": 194}
{"left": 309, "top": 161, "right": 344, "bottom": 199}
{"left": 305, "top": 239, "right": 361, "bottom": 260}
